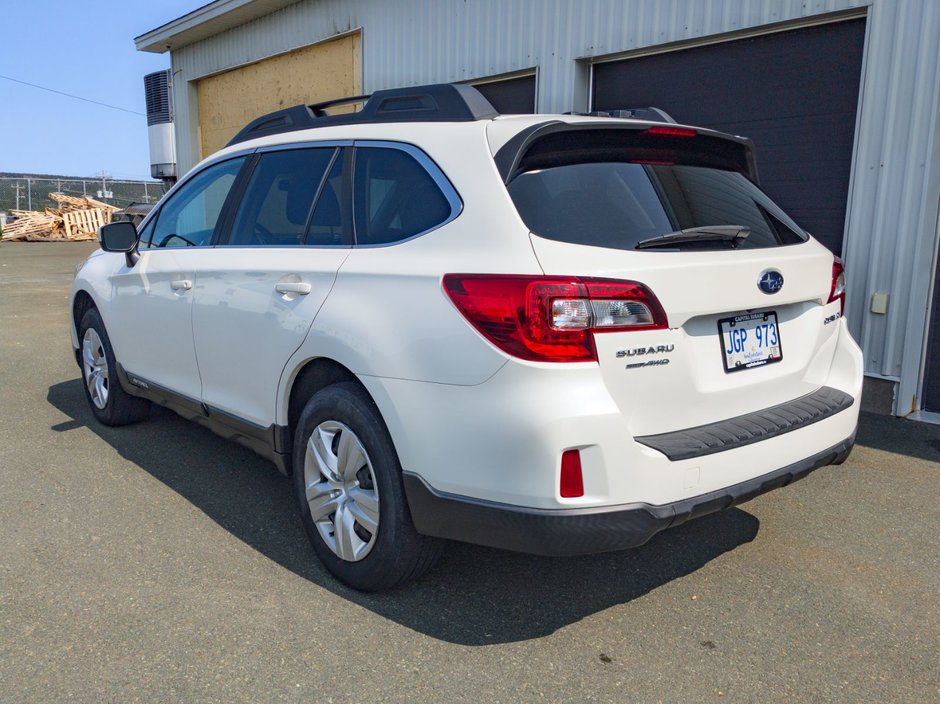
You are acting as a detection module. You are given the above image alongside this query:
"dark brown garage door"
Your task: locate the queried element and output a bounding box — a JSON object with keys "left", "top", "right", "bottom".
{"left": 473, "top": 74, "right": 536, "bottom": 114}
{"left": 592, "top": 18, "right": 866, "bottom": 255}
{"left": 923, "top": 258, "right": 940, "bottom": 412}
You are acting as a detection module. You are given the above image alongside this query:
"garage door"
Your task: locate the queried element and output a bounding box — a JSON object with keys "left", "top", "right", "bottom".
{"left": 592, "top": 18, "right": 865, "bottom": 255}
{"left": 923, "top": 257, "right": 940, "bottom": 412}
{"left": 472, "top": 74, "right": 536, "bottom": 114}
{"left": 197, "top": 32, "right": 361, "bottom": 159}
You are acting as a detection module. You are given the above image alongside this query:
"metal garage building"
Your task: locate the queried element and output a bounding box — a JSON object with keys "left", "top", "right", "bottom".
{"left": 136, "top": 0, "right": 940, "bottom": 420}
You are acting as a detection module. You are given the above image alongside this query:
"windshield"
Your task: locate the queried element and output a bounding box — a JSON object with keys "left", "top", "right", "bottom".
{"left": 507, "top": 162, "right": 807, "bottom": 251}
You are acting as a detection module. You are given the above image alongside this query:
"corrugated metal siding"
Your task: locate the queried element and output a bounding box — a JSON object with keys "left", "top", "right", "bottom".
{"left": 841, "top": 0, "right": 940, "bottom": 409}
{"left": 171, "top": 0, "right": 871, "bottom": 166}
{"left": 166, "top": 0, "right": 940, "bottom": 413}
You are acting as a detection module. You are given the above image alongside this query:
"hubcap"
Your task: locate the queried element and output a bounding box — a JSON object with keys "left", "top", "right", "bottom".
{"left": 303, "top": 421, "right": 380, "bottom": 562}
{"left": 82, "top": 328, "right": 109, "bottom": 410}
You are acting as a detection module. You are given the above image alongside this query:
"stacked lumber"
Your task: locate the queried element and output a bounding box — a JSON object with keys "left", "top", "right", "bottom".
{"left": 1, "top": 193, "right": 119, "bottom": 242}
{"left": 1, "top": 211, "right": 61, "bottom": 241}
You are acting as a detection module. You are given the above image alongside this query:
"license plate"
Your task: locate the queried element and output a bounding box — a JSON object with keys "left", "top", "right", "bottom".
{"left": 718, "top": 311, "right": 783, "bottom": 373}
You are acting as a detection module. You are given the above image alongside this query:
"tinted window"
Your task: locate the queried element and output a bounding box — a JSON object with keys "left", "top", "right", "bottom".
{"left": 353, "top": 147, "right": 452, "bottom": 245}
{"left": 306, "top": 150, "right": 347, "bottom": 246}
{"left": 508, "top": 162, "right": 806, "bottom": 251}
{"left": 150, "top": 158, "right": 244, "bottom": 248}
{"left": 228, "top": 149, "right": 335, "bottom": 246}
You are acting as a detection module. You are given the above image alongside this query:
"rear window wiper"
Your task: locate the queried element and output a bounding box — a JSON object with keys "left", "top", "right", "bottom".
{"left": 635, "top": 225, "right": 751, "bottom": 250}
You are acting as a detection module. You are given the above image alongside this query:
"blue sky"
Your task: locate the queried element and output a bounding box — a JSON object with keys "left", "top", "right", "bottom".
{"left": 0, "top": 1, "right": 202, "bottom": 179}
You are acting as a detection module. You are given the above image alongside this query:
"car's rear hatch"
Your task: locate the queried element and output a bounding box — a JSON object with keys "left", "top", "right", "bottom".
{"left": 491, "top": 120, "right": 844, "bottom": 436}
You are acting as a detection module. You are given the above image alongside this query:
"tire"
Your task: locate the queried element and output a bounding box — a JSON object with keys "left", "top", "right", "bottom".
{"left": 78, "top": 308, "right": 151, "bottom": 427}
{"left": 293, "top": 382, "right": 443, "bottom": 591}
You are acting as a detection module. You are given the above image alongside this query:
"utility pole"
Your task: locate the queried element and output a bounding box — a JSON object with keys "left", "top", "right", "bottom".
{"left": 96, "top": 171, "right": 112, "bottom": 202}
{"left": 143, "top": 181, "right": 149, "bottom": 203}
{"left": 13, "top": 182, "right": 23, "bottom": 210}
{"left": 26, "top": 178, "right": 31, "bottom": 211}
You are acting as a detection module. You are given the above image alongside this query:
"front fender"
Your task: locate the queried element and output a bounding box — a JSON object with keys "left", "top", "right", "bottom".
{"left": 69, "top": 250, "right": 123, "bottom": 350}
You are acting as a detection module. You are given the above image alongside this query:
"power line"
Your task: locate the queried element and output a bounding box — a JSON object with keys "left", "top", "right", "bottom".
{"left": 0, "top": 73, "right": 145, "bottom": 116}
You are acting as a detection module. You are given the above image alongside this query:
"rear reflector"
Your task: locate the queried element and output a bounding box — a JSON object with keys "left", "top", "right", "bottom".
{"left": 442, "top": 274, "right": 668, "bottom": 362}
{"left": 560, "top": 449, "right": 584, "bottom": 498}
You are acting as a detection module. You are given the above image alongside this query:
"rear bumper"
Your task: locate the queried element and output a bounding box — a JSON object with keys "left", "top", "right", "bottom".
{"left": 403, "top": 431, "right": 855, "bottom": 556}
{"left": 362, "top": 316, "right": 863, "bottom": 510}
{"left": 634, "top": 385, "right": 854, "bottom": 460}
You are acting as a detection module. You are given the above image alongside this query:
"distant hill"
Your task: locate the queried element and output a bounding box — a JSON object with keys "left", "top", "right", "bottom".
{"left": 0, "top": 171, "right": 109, "bottom": 181}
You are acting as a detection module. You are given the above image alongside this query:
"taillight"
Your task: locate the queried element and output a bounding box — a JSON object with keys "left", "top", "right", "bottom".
{"left": 828, "top": 256, "right": 846, "bottom": 315}
{"left": 442, "top": 274, "right": 668, "bottom": 363}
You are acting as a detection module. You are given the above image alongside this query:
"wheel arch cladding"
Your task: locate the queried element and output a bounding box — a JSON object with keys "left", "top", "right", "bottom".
{"left": 286, "top": 358, "right": 391, "bottom": 471}
{"left": 72, "top": 289, "right": 97, "bottom": 338}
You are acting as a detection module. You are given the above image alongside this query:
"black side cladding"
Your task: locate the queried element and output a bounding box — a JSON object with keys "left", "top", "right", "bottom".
{"left": 227, "top": 83, "right": 499, "bottom": 147}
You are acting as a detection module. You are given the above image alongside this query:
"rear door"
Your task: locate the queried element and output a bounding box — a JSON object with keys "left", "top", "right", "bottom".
{"left": 192, "top": 146, "right": 351, "bottom": 428}
{"left": 501, "top": 125, "right": 841, "bottom": 434}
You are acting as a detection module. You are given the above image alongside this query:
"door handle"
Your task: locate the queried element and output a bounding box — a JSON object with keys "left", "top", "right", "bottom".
{"left": 171, "top": 279, "right": 193, "bottom": 291}
{"left": 275, "top": 282, "right": 311, "bottom": 295}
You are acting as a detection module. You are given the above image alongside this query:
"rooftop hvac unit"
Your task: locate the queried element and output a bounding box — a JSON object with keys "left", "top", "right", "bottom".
{"left": 144, "top": 69, "right": 176, "bottom": 183}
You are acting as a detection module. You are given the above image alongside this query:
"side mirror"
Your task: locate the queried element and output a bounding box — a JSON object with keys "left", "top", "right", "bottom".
{"left": 98, "top": 221, "right": 140, "bottom": 267}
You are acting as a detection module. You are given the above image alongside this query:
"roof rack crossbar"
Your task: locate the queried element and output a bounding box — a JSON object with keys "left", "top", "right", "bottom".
{"left": 227, "top": 83, "right": 499, "bottom": 147}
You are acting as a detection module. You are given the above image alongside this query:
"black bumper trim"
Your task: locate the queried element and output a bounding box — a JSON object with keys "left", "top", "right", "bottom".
{"left": 403, "top": 432, "right": 855, "bottom": 557}
{"left": 634, "top": 386, "right": 854, "bottom": 461}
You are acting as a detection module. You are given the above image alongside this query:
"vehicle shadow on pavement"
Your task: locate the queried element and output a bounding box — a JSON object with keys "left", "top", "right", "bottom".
{"left": 855, "top": 410, "right": 940, "bottom": 463}
{"left": 48, "top": 378, "right": 760, "bottom": 646}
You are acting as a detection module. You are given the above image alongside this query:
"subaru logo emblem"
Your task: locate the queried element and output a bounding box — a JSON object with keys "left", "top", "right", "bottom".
{"left": 758, "top": 270, "right": 784, "bottom": 294}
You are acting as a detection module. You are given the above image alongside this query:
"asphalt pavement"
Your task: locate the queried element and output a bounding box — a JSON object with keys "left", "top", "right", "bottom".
{"left": 1, "top": 242, "right": 938, "bottom": 703}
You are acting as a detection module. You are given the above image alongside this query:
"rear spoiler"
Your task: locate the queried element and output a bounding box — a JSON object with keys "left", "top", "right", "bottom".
{"left": 493, "top": 121, "right": 760, "bottom": 184}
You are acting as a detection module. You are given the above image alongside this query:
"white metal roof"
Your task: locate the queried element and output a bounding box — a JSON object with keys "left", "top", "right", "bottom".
{"left": 135, "top": 0, "right": 298, "bottom": 53}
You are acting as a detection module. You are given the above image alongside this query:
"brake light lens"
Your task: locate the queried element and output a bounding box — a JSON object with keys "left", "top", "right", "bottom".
{"left": 644, "top": 126, "right": 697, "bottom": 138}
{"left": 442, "top": 274, "right": 668, "bottom": 362}
{"left": 828, "top": 256, "right": 846, "bottom": 314}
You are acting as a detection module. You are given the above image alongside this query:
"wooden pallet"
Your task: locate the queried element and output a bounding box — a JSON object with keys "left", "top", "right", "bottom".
{"left": 62, "top": 208, "right": 107, "bottom": 240}
{"left": 1, "top": 194, "right": 119, "bottom": 242}
{"left": 1, "top": 213, "right": 58, "bottom": 241}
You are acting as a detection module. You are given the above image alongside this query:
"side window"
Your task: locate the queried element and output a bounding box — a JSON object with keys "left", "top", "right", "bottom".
{"left": 306, "top": 151, "right": 347, "bottom": 246}
{"left": 150, "top": 157, "right": 245, "bottom": 248}
{"left": 137, "top": 216, "right": 157, "bottom": 249}
{"left": 227, "top": 148, "right": 335, "bottom": 247}
{"left": 353, "top": 147, "right": 454, "bottom": 245}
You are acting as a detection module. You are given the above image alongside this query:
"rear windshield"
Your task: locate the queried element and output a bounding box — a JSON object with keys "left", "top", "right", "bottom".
{"left": 507, "top": 161, "right": 807, "bottom": 251}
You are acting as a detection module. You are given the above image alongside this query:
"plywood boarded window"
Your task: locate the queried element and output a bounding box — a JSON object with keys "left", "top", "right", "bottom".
{"left": 196, "top": 32, "right": 362, "bottom": 158}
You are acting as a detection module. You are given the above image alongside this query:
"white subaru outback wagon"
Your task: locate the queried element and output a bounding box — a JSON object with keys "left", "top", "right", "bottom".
{"left": 70, "top": 84, "right": 862, "bottom": 591}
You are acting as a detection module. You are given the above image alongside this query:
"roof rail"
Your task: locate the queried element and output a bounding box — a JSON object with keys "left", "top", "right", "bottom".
{"left": 564, "top": 107, "right": 677, "bottom": 123}
{"left": 227, "top": 83, "right": 499, "bottom": 147}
